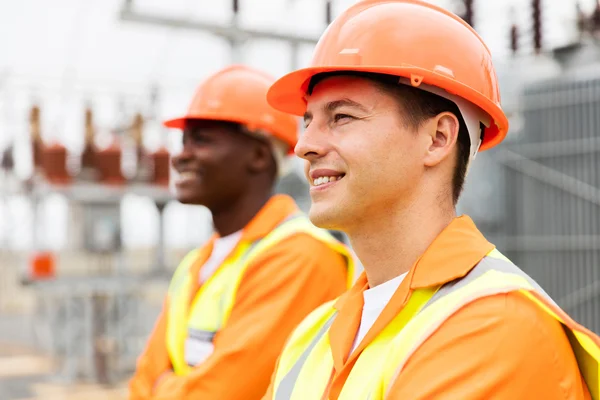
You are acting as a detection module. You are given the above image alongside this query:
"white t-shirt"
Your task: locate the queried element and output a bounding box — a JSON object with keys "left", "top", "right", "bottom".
{"left": 350, "top": 272, "right": 408, "bottom": 354}
{"left": 199, "top": 230, "right": 243, "bottom": 283}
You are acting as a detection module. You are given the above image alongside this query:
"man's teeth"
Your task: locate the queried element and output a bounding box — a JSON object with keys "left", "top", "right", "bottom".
{"left": 313, "top": 176, "right": 342, "bottom": 186}
{"left": 179, "top": 172, "right": 197, "bottom": 180}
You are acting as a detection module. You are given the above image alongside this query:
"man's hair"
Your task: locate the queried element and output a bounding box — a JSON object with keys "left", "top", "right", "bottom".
{"left": 308, "top": 72, "right": 471, "bottom": 205}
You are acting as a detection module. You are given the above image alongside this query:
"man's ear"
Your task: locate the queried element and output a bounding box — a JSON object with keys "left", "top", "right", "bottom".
{"left": 247, "top": 140, "right": 273, "bottom": 174}
{"left": 423, "top": 112, "right": 460, "bottom": 168}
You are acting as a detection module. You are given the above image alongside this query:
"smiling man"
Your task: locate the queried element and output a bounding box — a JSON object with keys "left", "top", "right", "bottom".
{"left": 128, "top": 65, "right": 353, "bottom": 400}
{"left": 262, "top": 1, "right": 600, "bottom": 399}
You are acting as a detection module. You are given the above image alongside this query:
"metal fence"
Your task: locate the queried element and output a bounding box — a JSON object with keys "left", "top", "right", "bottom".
{"left": 474, "top": 73, "right": 600, "bottom": 334}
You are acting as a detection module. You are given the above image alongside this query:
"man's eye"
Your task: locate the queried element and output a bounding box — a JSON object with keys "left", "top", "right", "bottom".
{"left": 334, "top": 114, "right": 354, "bottom": 123}
{"left": 191, "top": 133, "right": 209, "bottom": 144}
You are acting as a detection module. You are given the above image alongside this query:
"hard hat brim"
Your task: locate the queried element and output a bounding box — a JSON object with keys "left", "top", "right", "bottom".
{"left": 267, "top": 66, "right": 509, "bottom": 152}
{"left": 163, "top": 113, "right": 247, "bottom": 130}
{"left": 163, "top": 117, "right": 187, "bottom": 129}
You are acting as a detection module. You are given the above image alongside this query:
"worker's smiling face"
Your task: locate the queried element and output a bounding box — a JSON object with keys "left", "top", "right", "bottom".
{"left": 296, "top": 76, "right": 427, "bottom": 232}
{"left": 171, "top": 120, "right": 256, "bottom": 211}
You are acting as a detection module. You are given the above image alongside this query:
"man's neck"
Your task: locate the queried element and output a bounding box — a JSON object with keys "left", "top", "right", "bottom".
{"left": 211, "top": 190, "right": 273, "bottom": 237}
{"left": 348, "top": 198, "right": 456, "bottom": 288}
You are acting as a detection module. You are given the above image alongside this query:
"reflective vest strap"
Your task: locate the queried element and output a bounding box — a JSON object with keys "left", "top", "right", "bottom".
{"left": 187, "top": 328, "right": 216, "bottom": 342}
{"left": 243, "top": 214, "right": 355, "bottom": 288}
{"left": 191, "top": 241, "right": 258, "bottom": 331}
{"left": 272, "top": 300, "right": 338, "bottom": 396}
{"left": 166, "top": 249, "right": 205, "bottom": 376}
{"left": 274, "top": 313, "right": 337, "bottom": 400}
{"left": 384, "top": 250, "right": 600, "bottom": 400}
{"left": 168, "top": 249, "right": 201, "bottom": 295}
{"left": 214, "top": 214, "right": 351, "bottom": 327}
{"left": 188, "top": 214, "right": 306, "bottom": 333}
{"left": 382, "top": 267, "right": 543, "bottom": 395}
{"left": 421, "top": 248, "right": 556, "bottom": 312}
{"left": 567, "top": 329, "right": 600, "bottom": 400}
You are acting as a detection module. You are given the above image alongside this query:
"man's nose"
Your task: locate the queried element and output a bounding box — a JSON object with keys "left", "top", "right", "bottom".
{"left": 171, "top": 139, "right": 193, "bottom": 170}
{"left": 294, "top": 123, "right": 328, "bottom": 161}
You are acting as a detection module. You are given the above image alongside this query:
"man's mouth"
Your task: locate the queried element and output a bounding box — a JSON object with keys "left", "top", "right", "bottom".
{"left": 176, "top": 171, "right": 200, "bottom": 184}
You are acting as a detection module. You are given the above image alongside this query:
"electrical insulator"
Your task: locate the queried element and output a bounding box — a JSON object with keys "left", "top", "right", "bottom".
{"left": 532, "top": 0, "right": 542, "bottom": 53}
{"left": 592, "top": 1, "right": 600, "bottom": 33}
{"left": 30, "top": 104, "right": 42, "bottom": 168}
{"left": 326, "top": 1, "right": 332, "bottom": 25}
{"left": 576, "top": 2, "right": 586, "bottom": 36}
{"left": 510, "top": 24, "right": 519, "bottom": 55}
{"left": 84, "top": 107, "right": 94, "bottom": 146}
{"left": 463, "top": 0, "right": 474, "bottom": 28}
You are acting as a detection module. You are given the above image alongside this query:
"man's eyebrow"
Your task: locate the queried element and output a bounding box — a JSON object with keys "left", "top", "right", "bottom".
{"left": 325, "top": 98, "right": 369, "bottom": 113}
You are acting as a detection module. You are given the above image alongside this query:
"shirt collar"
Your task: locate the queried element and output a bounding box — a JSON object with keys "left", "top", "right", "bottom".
{"left": 334, "top": 215, "right": 494, "bottom": 310}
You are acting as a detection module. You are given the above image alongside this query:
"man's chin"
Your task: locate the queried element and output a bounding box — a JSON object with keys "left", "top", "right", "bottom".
{"left": 176, "top": 192, "right": 205, "bottom": 206}
{"left": 308, "top": 203, "right": 344, "bottom": 231}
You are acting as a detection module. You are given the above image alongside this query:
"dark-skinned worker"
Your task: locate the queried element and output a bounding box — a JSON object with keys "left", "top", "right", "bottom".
{"left": 262, "top": 1, "right": 600, "bottom": 399}
{"left": 128, "top": 65, "right": 354, "bottom": 400}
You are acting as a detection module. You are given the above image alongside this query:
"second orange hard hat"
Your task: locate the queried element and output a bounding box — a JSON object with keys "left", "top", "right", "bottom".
{"left": 164, "top": 65, "right": 299, "bottom": 150}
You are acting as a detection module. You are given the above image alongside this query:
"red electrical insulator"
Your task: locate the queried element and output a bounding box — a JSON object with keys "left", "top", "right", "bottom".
{"left": 150, "top": 147, "right": 170, "bottom": 187}
{"left": 42, "top": 142, "right": 71, "bottom": 185}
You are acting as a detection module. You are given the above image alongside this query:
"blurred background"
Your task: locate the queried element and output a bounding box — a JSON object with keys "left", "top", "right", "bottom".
{"left": 0, "top": 0, "right": 599, "bottom": 398}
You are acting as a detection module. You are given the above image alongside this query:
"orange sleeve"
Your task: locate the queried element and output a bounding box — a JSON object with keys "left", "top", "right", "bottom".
{"left": 387, "top": 292, "right": 591, "bottom": 399}
{"left": 128, "top": 298, "right": 173, "bottom": 400}
{"left": 152, "top": 234, "right": 348, "bottom": 400}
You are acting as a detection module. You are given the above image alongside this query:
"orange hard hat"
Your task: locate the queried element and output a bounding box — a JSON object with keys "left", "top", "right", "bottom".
{"left": 164, "top": 65, "right": 298, "bottom": 149}
{"left": 267, "top": 0, "right": 509, "bottom": 153}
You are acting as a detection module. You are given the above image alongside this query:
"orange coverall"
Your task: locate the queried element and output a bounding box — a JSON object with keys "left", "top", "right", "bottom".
{"left": 130, "top": 195, "right": 349, "bottom": 399}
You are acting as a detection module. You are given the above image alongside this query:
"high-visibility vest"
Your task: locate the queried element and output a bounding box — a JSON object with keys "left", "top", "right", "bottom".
{"left": 271, "top": 249, "right": 600, "bottom": 400}
{"left": 165, "top": 214, "right": 355, "bottom": 376}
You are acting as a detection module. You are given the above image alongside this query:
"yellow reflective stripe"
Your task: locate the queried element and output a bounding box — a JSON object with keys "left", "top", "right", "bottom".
{"left": 188, "top": 242, "right": 253, "bottom": 332}
{"left": 571, "top": 330, "right": 600, "bottom": 400}
{"left": 272, "top": 300, "right": 337, "bottom": 395}
{"left": 383, "top": 269, "right": 533, "bottom": 396}
{"left": 168, "top": 249, "right": 201, "bottom": 294}
{"left": 167, "top": 277, "right": 194, "bottom": 376}
{"left": 166, "top": 249, "right": 204, "bottom": 376}
{"left": 289, "top": 326, "right": 335, "bottom": 400}
{"left": 339, "top": 286, "right": 439, "bottom": 400}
